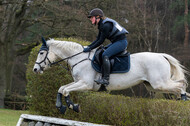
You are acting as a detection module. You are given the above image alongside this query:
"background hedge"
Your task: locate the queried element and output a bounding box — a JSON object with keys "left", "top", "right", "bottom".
{"left": 26, "top": 38, "right": 190, "bottom": 126}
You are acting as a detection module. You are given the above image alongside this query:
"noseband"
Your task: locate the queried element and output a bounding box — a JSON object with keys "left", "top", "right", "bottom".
{"left": 35, "top": 50, "right": 51, "bottom": 71}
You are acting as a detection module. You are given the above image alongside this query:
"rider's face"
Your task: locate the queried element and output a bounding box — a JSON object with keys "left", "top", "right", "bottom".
{"left": 90, "top": 16, "right": 96, "bottom": 24}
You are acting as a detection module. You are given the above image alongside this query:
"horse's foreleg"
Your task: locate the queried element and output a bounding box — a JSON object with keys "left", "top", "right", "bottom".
{"left": 58, "top": 82, "right": 75, "bottom": 94}
{"left": 56, "top": 82, "right": 75, "bottom": 114}
{"left": 65, "top": 95, "right": 80, "bottom": 113}
{"left": 56, "top": 93, "right": 67, "bottom": 114}
{"left": 62, "top": 80, "right": 93, "bottom": 113}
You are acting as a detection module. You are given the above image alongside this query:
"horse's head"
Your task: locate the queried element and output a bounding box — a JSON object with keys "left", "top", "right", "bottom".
{"left": 33, "top": 37, "right": 51, "bottom": 73}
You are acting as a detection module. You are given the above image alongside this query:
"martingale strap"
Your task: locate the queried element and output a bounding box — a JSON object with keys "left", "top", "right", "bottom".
{"left": 71, "top": 52, "right": 92, "bottom": 71}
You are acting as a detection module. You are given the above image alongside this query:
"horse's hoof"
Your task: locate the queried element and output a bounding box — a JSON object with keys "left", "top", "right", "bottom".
{"left": 181, "top": 96, "right": 187, "bottom": 101}
{"left": 73, "top": 104, "right": 81, "bottom": 113}
{"left": 59, "top": 105, "right": 67, "bottom": 114}
{"left": 98, "top": 85, "right": 107, "bottom": 92}
{"left": 181, "top": 94, "right": 187, "bottom": 101}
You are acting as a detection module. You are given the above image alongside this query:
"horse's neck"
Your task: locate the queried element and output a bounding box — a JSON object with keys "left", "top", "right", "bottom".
{"left": 48, "top": 51, "right": 57, "bottom": 62}
{"left": 48, "top": 40, "right": 84, "bottom": 63}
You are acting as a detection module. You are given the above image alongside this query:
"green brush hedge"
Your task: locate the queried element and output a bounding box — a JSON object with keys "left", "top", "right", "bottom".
{"left": 26, "top": 38, "right": 190, "bottom": 126}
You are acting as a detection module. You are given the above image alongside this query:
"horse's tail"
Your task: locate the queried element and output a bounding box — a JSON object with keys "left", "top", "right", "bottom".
{"left": 160, "top": 53, "right": 189, "bottom": 88}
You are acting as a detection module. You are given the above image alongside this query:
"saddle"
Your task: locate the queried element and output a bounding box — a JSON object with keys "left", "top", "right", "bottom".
{"left": 91, "top": 46, "right": 131, "bottom": 74}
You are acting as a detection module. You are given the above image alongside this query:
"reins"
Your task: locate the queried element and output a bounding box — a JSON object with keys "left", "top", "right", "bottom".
{"left": 50, "top": 51, "right": 92, "bottom": 71}
{"left": 50, "top": 51, "right": 83, "bottom": 66}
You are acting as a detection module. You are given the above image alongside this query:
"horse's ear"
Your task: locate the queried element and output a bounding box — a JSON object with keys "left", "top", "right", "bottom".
{"left": 40, "top": 36, "right": 49, "bottom": 51}
{"left": 41, "top": 36, "right": 47, "bottom": 47}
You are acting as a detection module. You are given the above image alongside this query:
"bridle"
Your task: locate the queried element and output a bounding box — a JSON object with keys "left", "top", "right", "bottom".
{"left": 35, "top": 50, "right": 52, "bottom": 71}
{"left": 35, "top": 48, "right": 91, "bottom": 72}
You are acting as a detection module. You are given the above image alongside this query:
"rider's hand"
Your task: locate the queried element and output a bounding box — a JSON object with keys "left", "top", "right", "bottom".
{"left": 83, "top": 47, "right": 91, "bottom": 52}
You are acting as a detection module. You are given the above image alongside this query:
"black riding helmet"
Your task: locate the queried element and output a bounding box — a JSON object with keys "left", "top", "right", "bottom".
{"left": 88, "top": 8, "right": 104, "bottom": 18}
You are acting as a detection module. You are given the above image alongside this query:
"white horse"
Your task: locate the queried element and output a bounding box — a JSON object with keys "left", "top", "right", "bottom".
{"left": 33, "top": 38, "right": 189, "bottom": 114}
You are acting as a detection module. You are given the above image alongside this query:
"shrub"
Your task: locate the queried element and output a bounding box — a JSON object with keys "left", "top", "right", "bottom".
{"left": 75, "top": 93, "right": 190, "bottom": 126}
{"left": 26, "top": 38, "right": 190, "bottom": 126}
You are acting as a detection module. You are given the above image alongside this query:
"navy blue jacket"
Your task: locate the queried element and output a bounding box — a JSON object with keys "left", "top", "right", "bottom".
{"left": 88, "top": 18, "right": 128, "bottom": 50}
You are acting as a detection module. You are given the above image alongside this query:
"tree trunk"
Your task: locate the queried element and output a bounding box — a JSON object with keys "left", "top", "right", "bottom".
{"left": 184, "top": 0, "right": 189, "bottom": 47}
{"left": 0, "top": 43, "right": 6, "bottom": 108}
{"left": 6, "top": 41, "right": 15, "bottom": 95}
{"left": 0, "top": 0, "right": 33, "bottom": 108}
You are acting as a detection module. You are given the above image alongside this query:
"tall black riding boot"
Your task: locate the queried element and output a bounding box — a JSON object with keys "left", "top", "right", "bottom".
{"left": 95, "top": 56, "right": 110, "bottom": 86}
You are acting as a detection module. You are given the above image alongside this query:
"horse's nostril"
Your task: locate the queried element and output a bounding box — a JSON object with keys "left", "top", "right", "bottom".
{"left": 34, "top": 68, "right": 37, "bottom": 72}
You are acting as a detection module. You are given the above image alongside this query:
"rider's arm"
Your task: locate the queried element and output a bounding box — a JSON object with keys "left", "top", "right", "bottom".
{"left": 88, "top": 31, "right": 101, "bottom": 47}
{"left": 88, "top": 22, "right": 112, "bottom": 50}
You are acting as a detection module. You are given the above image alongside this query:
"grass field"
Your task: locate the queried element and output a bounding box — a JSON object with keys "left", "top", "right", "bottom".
{"left": 0, "top": 109, "right": 29, "bottom": 126}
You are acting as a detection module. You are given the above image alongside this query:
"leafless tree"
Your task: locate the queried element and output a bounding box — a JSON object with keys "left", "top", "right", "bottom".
{"left": 184, "top": 0, "right": 189, "bottom": 47}
{"left": 0, "top": 0, "right": 37, "bottom": 108}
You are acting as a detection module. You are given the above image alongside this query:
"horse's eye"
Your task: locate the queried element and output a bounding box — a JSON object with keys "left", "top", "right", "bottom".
{"left": 40, "top": 52, "right": 44, "bottom": 55}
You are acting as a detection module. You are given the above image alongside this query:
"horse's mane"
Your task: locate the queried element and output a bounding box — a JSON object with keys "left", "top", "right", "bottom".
{"left": 46, "top": 39, "right": 83, "bottom": 52}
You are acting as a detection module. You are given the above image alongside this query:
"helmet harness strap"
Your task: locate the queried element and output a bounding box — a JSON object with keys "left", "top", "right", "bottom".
{"left": 95, "top": 16, "right": 101, "bottom": 25}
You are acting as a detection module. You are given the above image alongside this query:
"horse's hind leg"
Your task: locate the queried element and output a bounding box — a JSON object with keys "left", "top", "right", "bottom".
{"left": 150, "top": 80, "right": 187, "bottom": 100}
{"left": 177, "top": 80, "right": 188, "bottom": 100}
{"left": 169, "top": 81, "right": 187, "bottom": 100}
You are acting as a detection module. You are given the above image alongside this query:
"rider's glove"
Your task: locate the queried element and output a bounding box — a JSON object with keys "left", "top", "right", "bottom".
{"left": 83, "top": 47, "right": 91, "bottom": 52}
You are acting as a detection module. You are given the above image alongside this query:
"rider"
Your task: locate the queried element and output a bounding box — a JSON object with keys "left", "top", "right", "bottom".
{"left": 83, "top": 8, "right": 129, "bottom": 86}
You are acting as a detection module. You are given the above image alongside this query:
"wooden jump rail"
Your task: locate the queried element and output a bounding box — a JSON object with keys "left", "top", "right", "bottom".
{"left": 17, "top": 114, "right": 111, "bottom": 126}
